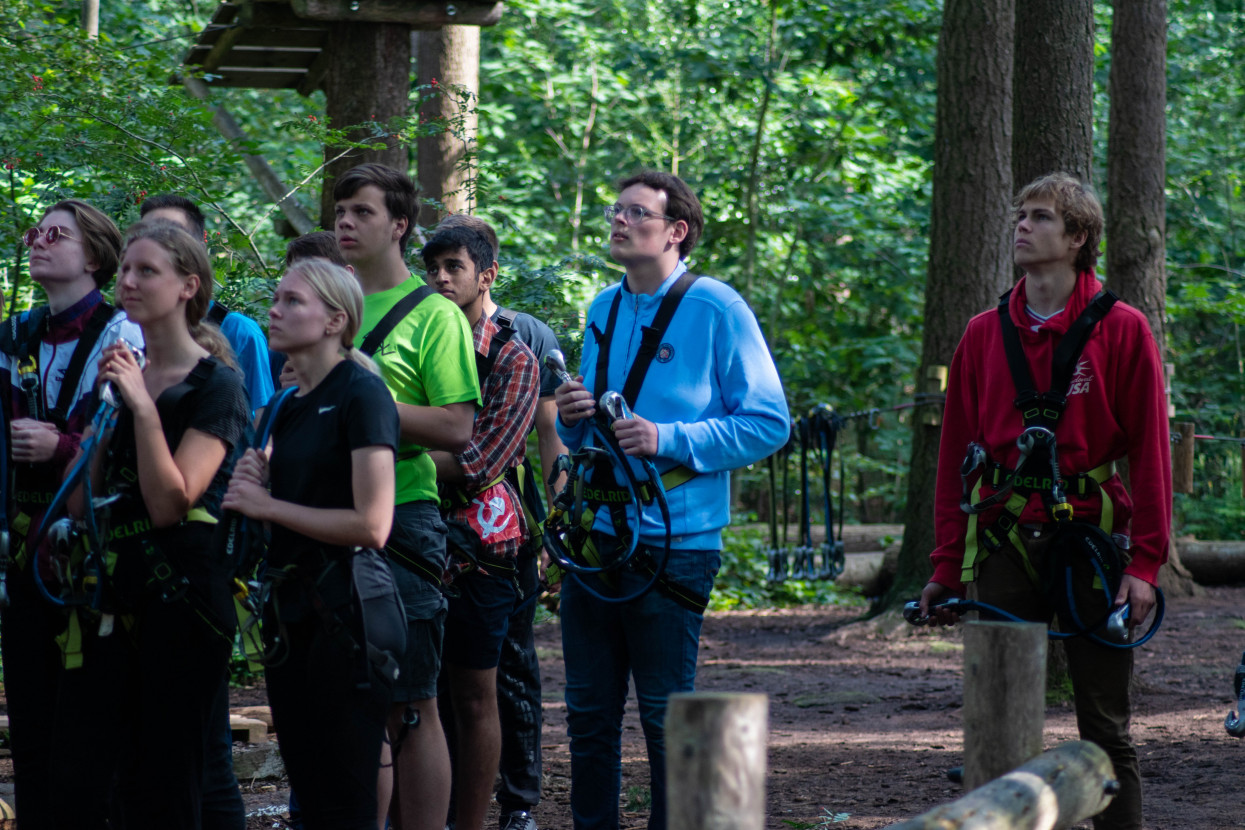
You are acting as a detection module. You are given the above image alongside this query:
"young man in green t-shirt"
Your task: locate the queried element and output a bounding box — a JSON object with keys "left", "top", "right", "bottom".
{"left": 334, "top": 163, "right": 480, "bottom": 830}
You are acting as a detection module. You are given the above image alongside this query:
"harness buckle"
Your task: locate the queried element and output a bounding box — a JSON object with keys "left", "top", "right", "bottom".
{"left": 1049, "top": 502, "right": 1074, "bottom": 522}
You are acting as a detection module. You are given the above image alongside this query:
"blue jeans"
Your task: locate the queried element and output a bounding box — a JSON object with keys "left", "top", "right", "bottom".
{"left": 560, "top": 543, "right": 720, "bottom": 830}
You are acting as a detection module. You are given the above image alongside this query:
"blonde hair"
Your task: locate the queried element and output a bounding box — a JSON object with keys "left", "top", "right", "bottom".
{"left": 282, "top": 258, "right": 380, "bottom": 375}
{"left": 121, "top": 220, "right": 237, "bottom": 369}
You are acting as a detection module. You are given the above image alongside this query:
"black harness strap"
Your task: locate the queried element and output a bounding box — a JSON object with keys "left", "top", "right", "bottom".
{"left": 998, "top": 288, "right": 1118, "bottom": 429}
{"left": 475, "top": 311, "right": 516, "bottom": 385}
{"left": 359, "top": 285, "right": 435, "bottom": 357}
{"left": 3, "top": 303, "right": 115, "bottom": 428}
{"left": 592, "top": 271, "right": 701, "bottom": 405}
{"left": 205, "top": 301, "right": 230, "bottom": 327}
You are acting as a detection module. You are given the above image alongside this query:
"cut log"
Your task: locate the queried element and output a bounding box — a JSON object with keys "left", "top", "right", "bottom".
{"left": 1178, "top": 540, "right": 1245, "bottom": 585}
{"left": 885, "top": 740, "right": 1116, "bottom": 830}
{"left": 666, "top": 692, "right": 767, "bottom": 830}
{"left": 963, "top": 621, "right": 1046, "bottom": 789}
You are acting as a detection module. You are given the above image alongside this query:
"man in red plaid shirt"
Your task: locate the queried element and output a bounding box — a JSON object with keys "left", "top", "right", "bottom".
{"left": 425, "top": 222, "right": 539, "bottom": 830}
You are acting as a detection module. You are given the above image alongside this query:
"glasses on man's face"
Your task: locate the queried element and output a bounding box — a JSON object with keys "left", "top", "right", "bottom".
{"left": 22, "top": 226, "right": 78, "bottom": 248}
{"left": 604, "top": 204, "right": 675, "bottom": 225}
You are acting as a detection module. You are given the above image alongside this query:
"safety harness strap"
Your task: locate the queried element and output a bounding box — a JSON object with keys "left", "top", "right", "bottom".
{"left": 591, "top": 271, "right": 702, "bottom": 406}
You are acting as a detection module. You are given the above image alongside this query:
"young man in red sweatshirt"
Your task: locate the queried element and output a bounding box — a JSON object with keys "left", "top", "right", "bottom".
{"left": 919, "top": 172, "right": 1171, "bottom": 830}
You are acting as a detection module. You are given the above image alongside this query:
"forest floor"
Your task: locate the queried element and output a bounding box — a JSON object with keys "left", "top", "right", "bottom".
{"left": 7, "top": 582, "right": 1241, "bottom": 829}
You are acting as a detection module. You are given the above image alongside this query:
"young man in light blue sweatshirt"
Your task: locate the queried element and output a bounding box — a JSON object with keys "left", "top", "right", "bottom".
{"left": 555, "top": 170, "right": 789, "bottom": 830}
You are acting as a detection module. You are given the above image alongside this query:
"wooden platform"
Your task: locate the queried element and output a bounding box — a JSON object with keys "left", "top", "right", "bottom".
{"left": 180, "top": 0, "right": 504, "bottom": 93}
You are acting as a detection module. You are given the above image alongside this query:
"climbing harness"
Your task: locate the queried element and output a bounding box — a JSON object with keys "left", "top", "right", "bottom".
{"left": 764, "top": 427, "right": 795, "bottom": 583}
{"left": 0, "top": 395, "right": 11, "bottom": 609}
{"left": 945, "top": 287, "right": 1165, "bottom": 647}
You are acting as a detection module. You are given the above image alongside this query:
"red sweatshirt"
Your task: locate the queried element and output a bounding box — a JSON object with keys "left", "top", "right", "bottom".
{"left": 930, "top": 270, "right": 1172, "bottom": 594}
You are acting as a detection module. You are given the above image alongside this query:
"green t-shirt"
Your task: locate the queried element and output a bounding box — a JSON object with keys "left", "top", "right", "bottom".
{"left": 357, "top": 276, "right": 480, "bottom": 505}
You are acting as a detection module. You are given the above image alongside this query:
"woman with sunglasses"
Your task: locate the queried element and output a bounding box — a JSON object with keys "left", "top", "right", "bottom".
{"left": 0, "top": 201, "right": 142, "bottom": 829}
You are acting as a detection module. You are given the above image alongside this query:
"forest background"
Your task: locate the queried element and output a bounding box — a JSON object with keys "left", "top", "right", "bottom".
{"left": 1, "top": 0, "right": 1242, "bottom": 609}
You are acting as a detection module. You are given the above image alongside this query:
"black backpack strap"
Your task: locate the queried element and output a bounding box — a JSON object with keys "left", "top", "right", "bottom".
{"left": 591, "top": 272, "right": 701, "bottom": 406}
{"left": 50, "top": 302, "right": 116, "bottom": 425}
{"left": 475, "top": 312, "right": 516, "bottom": 387}
{"left": 359, "top": 285, "right": 435, "bottom": 357}
{"left": 205, "top": 302, "right": 230, "bottom": 327}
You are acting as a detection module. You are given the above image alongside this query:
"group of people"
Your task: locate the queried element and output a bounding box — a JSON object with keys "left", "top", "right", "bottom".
{"left": 0, "top": 163, "right": 1167, "bottom": 830}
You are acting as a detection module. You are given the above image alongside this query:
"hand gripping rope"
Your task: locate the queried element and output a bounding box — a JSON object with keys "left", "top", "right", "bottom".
{"left": 29, "top": 339, "right": 145, "bottom": 620}
{"left": 542, "top": 352, "right": 674, "bottom": 605}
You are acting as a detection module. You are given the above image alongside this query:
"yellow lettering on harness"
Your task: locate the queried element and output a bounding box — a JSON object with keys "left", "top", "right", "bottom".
{"left": 107, "top": 518, "right": 152, "bottom": 541}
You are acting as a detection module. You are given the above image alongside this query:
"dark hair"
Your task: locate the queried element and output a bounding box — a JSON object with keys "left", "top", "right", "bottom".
{"left": 1013, "top": 173, "right": 1104, "bottom": 273}
{"left": 140, "top": 193, "right": 207, "bottom": 241}
{"left": 616, "top": 170, "right": 704, "bottom": 258}
{"left": 285, "top": 231, "right": 348, "bottom": 267}
{"left": 43, "top": 200, "right": 122, "bottom": 288}
{"left": 436, "top": 214, "right": 499, "bottom": 263}
{"left": 421, "top": 225, "right": 495, "bottom": 275}
{"left": 332, "top": 163, "right": 419, "bottom": 252}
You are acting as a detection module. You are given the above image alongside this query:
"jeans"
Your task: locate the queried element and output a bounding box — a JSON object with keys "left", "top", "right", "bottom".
{"left": 560, "top": 542, "right": 720, "bottom": 830}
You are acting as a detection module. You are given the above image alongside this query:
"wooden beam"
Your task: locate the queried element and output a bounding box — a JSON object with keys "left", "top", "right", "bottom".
{"left": 666, "top": 693, "right": 767, "bottom": 830}
{"left": 1172, "top": 422, "right": 1194, "bottom": 495}
{"left": 963, "top": 621, "right": 1046, "bottom": 790}
{"left": 296, "top": 44, "right": 333, "bottom": 96}
{"left": 291, "top": 0, "right": 504, "bottom": 27}
{"left": 885, "top": 741, "right": 1116, "bottom": 829}
{"left": 202, "top": 69, "right": 309, "bottom": 89}
{"left": 183, "top": 74, "right": 318, "bottom": 236}
{"left": 210, "top": 46, "right": 320, "bottom": 70}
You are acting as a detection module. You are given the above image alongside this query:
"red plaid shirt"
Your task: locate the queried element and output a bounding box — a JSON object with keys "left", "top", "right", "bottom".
{"left": 451, "top": 314, "right": 539, "bottom": 559}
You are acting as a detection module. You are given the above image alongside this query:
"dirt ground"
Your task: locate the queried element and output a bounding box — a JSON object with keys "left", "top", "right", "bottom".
{"left": 7, "top": 582, "right": 1242, "bottom": 829}
{"left": 231, "top": 582, "right": 1245, "bottom": 829}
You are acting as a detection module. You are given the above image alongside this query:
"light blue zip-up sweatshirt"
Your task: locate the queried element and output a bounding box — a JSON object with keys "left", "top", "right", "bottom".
{"left": 557, "top": 261, "right": 790, "bottom": 550}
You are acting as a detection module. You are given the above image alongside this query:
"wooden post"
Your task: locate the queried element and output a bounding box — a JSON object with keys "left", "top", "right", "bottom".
{"left": 921, "top": 364, "right": 947, "bottom": 426}
{"left": 885, "top": 740, "right": 1116, "bottom": 829}
{"left": 963, "top": 621, "right": 1047, "bottom": 789}
{"left": 666, "top": 692, "right": 767, "bottom": 830}
{"left": 1171, "top": 422, "right": 1195, "bottom": 495}
{"left": 1241, "top": 431, "right": 1245, "bottom": 501}
{"left": 1165, "top": 362, "right": 1176, "bottom": 418}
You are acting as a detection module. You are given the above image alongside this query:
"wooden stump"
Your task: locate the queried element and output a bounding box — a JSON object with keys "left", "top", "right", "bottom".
{"left": 884, "top": 740, "right": 1116, "bottom": 829}
{"left": 666, "top": 692, "right": 767, "bottom": 830}
{"left": 963, "top": 621, "right": 1047, "bottom": 789}
{"left": 1172, "top": 422, "right": 1194, "bottom": 494}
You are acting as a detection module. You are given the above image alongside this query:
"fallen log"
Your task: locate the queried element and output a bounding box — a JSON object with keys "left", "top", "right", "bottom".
{"left": 1179, "top": 540, "right": 1245, "bottom": 585}
{"left": 884, "top": 741, "right": 1116, "bottom": 830}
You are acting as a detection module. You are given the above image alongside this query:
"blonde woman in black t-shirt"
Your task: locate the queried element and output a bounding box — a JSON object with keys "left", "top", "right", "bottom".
{"left": 224, "top": 258, "right": 400, "bottom": 830}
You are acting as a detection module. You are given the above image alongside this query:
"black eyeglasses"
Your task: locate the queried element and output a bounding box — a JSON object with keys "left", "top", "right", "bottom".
{"left": 22, "top": 226, "right": 78, "bottom": 248}
{"left": 604, "top": 204, "right": 675, "bottom": 225}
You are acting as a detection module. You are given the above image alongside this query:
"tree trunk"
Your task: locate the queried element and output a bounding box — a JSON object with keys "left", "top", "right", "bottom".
{"left": 1107, "top": 0, "right": 1195, "bottom": 598}
{"left": 885, "top": 0, "right": 1014, "bottom": 608}
{"left": 665, "top": 693, "right": 768, "bottom": 830}
{"left": 319, "top": 22, "right": 412, "bottom": 229}
{"left": 415, "top": 25, "right": 480, "bottom": 228}
{"left": 1012, "top": 0, "right": 1094, "bottom": 186}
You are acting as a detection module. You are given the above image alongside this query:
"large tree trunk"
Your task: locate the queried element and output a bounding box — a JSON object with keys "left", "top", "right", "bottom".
{"left": 1012, "top": 0, "right": 1094, "bottom": 186}
{"left": 415, "top": 25, "right": 480, "bottom": 228}
{"left": 1107, "top": 0, "right": 1195, "bottom": 598}
{"left": 319, "top": 23, "right": 412, "bottom": 229}
{"left": 885, "top": 0, "right": 1015, "bottom": 608}
{"left": 1012, "top": 0, "right": 1096, "bottom": 696}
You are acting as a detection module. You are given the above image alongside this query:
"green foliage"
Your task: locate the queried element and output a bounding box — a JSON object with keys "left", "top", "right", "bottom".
{"left": 782, "top": 808, "right": 852, "bottom": 828}
{"left": 624, "top": 785, "right": 651, "bottom": 812}
{"left": 710, "top": 524, "right": 867, "bottom": 611}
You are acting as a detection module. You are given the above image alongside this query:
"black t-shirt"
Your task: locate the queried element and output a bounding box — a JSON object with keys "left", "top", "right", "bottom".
{"left": 267, "top": 360, "right": 400, "bottom": 569}
{"left": 103, "top": 356, "right": 249, "bottom": 622}
{"left": 492, "top": 307, "right": 562, "bottom": 398}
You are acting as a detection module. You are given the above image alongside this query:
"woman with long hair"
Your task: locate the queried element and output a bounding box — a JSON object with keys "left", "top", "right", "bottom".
{"left": 223, "top": 257, "right": 400, "bottom": 830}
{"left": 62, "top": 219, "right": 249, "bottom": 827}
